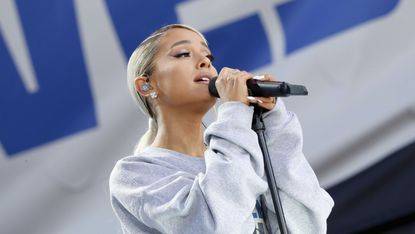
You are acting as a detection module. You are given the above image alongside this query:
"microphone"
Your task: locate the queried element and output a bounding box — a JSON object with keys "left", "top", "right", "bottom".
{"left": 208, "top": 76, "right": 308, "bottom": 98}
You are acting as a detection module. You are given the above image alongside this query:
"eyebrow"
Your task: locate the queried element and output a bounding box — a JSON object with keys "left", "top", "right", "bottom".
{"left": 170, "top": 40, "right": 209, "bottom": 49}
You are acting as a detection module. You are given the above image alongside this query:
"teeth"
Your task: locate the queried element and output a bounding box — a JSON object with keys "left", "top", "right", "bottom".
{"left": 200, "top": 77, "right": 210, "bottom": 81}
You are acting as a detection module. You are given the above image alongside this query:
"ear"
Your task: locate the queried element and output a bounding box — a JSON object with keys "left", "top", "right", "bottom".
{"left": 134, "top": 76, "right": 154, "bottom": 97}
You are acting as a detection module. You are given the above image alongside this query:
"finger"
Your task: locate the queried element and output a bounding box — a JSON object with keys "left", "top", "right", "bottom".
{"left": 255, "top": 97, "right": 274, "bottom": 103}
{"left": 237, "top": 71, "right": 255, "bottom": 81}
{"left": 254, "top": 74, "right": 275, "bottom": 82}
{"left": 218, "top": 68, "right": 243, "bottom": 81}
{"left": 254, "top": 96, "right": 277, "bottom": 110}
{"left": 226, "top": 69, "right": 240, "bottom": 78}
{"left": 253, "top": 75, "right": 265, "bottom": 80}
{"left": 257, "top": 101, "right": 275, "bottom": 111}
{"left": 263, "top": 73, "right": 276, "bottom": 81}
{"left": 247, "top": 96, "right": 263, "bottom": 104}
{"left": 218, "top": 67, "right": 236, "bottom": 78}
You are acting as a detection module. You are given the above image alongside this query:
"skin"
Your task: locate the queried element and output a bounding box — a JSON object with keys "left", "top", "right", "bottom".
{"left": 135, "top": 28, "right": 276, "bottom": 157}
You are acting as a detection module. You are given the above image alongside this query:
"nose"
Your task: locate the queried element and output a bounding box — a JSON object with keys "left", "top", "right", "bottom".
{"left": 197, "top": 55, "right": 212, "bottom": 69}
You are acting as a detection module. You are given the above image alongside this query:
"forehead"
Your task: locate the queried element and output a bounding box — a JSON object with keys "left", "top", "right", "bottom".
{"left": 159, "top": 28, "right": 207, "bottom": 50}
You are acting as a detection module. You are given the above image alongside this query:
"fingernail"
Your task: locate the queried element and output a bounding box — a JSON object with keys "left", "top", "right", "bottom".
{"left": 247, "top": 96, "right": 263, "bottom": 103}
{"left": 253, "top": 75, "right": 265, "bottom": 80}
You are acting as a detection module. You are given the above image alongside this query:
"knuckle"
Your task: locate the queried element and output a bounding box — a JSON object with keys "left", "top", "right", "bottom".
{"left": 266, "top": 74, "right": 275, "bottom": 80}
{"left": 220, "top": 67, "right": 229, "bottom": 74}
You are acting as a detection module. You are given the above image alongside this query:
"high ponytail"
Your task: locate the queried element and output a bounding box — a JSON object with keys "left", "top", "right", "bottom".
{"left": 133, "top": 118, "right": 158, "bottom": 155}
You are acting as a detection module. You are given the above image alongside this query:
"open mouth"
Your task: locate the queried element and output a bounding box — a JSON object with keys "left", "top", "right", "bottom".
{"left": 194, "top": 72, "right": 213, "bottom": 84}
{"left": 194, "top": 77, "right": 211, "bottom": 84}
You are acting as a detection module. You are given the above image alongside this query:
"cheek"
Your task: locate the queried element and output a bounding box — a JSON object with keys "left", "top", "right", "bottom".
{"left": 156, "top": 63, "right": 190, "bottom": 98}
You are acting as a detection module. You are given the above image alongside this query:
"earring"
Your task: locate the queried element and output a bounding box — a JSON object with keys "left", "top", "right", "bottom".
{"left": 150, "top": 91, "right": 158, "bottom": 99}
{"left": 141, "top": 82, "right": 152, "bottom": 92}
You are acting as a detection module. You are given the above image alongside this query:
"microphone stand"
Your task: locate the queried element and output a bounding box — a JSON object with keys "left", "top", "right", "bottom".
{"left": 248, "top": 80, "right": 308, "bottom": 233}
{"left": 209, "top": 76, "right": 308, "bottom": 233}
{"left": 252, "top": 105, "right": 288, "bottom": 234}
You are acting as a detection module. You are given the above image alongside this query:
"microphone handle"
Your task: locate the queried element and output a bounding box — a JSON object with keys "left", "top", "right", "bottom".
{"left": 247, "top": 79, "right": 289, "bottom": 97}
{"left": 208, "top": 77, "right": 308, "bottom": 98}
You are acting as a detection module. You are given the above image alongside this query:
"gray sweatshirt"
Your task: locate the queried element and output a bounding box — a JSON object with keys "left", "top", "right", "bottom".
{"left": 109, "top": 100, "right": 334, "bottom": 234}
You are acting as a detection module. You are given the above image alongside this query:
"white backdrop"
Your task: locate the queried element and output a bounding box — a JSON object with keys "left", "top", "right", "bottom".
{"left": 1, "top": 0, "right": 414, "bottom": 233}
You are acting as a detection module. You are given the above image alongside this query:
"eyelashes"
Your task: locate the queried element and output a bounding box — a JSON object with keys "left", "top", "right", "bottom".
{"left": 174, "top": 52, "right": 215, "bottom": 62}
{"left": 174, "top": 52, "right": 191, "bottom": 58}
{"left": 206, "top": 54, "right": 215, "bottom": 62}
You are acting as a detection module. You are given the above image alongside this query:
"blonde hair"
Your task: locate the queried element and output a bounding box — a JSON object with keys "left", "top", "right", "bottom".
{"left": 127, "top": 24, "right": 208, "bottom": 155}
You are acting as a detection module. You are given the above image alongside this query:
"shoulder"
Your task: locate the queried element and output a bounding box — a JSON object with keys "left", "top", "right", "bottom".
{"left": 109, "top": 147, "right": 205, "bottom": 190}
{"left": 108, "top": 154, "right": 150, "bottom": 190}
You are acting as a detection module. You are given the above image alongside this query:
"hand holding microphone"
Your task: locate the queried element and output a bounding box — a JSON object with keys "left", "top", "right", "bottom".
{"left": 211, "top": 68, "right": 256, "bottom": 106}
{"left": 209, "top": 67, "right": 308, "bottom": 110}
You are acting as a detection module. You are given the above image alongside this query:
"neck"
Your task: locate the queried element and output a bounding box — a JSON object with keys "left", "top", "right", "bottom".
{"left": 151, "top": 110, "right": 206, "bottom": 158}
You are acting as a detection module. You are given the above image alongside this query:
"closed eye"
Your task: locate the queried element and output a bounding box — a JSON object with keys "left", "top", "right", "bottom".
{"left": 174, "top": 52, "right": 191, "bottom": 58}
{"left": 206, "top": 54, "right": 215, "bottom": 62}
{"left": 173, "top": 52, "right": 214, "bottom": 62}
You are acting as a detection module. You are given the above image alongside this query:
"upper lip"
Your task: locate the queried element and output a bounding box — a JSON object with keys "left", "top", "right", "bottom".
{"left": 194, "top": 72, "right": 214, "bottom": 82}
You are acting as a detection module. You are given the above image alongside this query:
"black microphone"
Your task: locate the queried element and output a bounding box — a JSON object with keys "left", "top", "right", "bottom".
{"left": 208, "top": 77, "right": 308, "bottom": 98}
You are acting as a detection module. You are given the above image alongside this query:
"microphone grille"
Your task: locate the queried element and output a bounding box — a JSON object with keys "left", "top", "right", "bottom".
{"left": 208, "top": 76, "right": 220, "bottom": 98}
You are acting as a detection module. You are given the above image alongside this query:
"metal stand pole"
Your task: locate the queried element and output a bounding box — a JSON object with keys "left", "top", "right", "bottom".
{"left": 252, "top": 106, "right": 288, "bottom": 234}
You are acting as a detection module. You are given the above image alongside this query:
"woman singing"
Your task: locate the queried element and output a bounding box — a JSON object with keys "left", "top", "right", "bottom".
{"left": 109, "top": 24, "right": 334, "bottom": 234}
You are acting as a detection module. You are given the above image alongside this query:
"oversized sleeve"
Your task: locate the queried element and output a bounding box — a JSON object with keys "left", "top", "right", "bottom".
{"left": 109, "top": 102, "right": 269, "bottom": 234}
{"left": 261, "top": 99, "right": 334, "bottom": 234}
